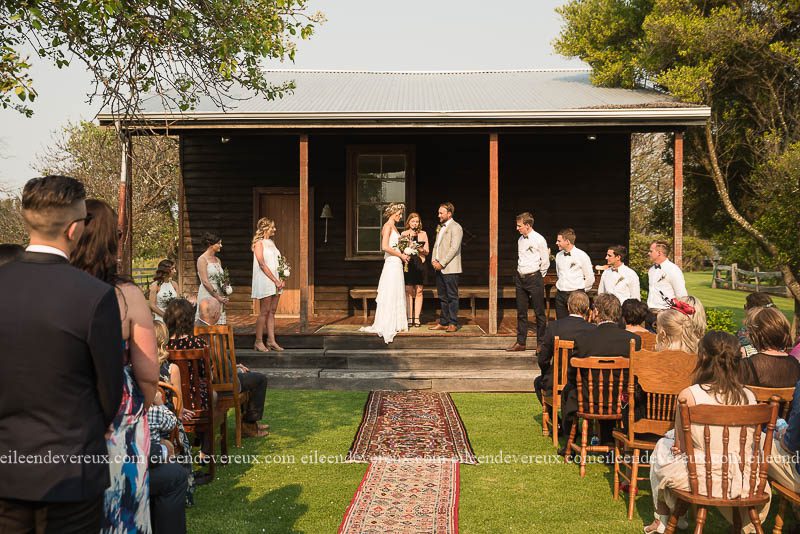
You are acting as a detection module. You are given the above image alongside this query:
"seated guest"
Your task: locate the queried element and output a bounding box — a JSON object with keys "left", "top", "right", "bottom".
{"left": 0, "top": 243, "right": 24, "bottom": 267}
{"left": 533, "top": 291, "right": 596, "bottom": 406}
{"left": 561, "top": 293, "right": 642, "bottom": 447}
{"left": 768, "top": 378, "right": 800, "bottom": 493}
{"left": 165, "top": 298, "right": 207, "bottom": 349}
{"left": 739, "top": 306, "right": 800, "bottom": 388}
{"left": 646, "top": 332, "right": 765, "bottom": 534}
{"left": 738, "top": 292, "right": 775, "bottom": 357}
{"left": 654, "top": 299, "right": 705, "bottom": 354}
{"left": 622, "top": 299, "right": 650, "bottom": 335}
{"left": 677, "top": 296, "right": 706, "bottom": 347}
{"left": 197, "top": 297, "right": 269, "bottom": 438}
{"left": 148, "top": 415, "right": 188, "bottom": 534}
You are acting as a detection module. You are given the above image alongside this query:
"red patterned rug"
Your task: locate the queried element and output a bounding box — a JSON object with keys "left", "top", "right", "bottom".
{"left": 347, "top": 391, "right": 477, "bottom": 464}
{"left": 338, "top": 460, "right": 460, "bottom": 534}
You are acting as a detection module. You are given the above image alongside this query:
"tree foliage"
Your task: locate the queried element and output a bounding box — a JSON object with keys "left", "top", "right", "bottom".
{"left": 0, "top": 0, "right": 324, "bottom": 118}
{"left": 556, "top": 0, "right": 800, "bottom": 322}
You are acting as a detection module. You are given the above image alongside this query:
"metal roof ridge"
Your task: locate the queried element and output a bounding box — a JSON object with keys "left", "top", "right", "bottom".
{"left": 259, "top": 68, "right": 592, "bottom": 74}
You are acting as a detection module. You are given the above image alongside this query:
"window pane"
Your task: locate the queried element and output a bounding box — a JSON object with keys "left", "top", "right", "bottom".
{"left": 381, "top": 180, "right": 405, "bottom": 202}
{"left": 358, "top": 155, "right": 381, "bottom": 176}
{"left": 382, "top": 155, "right": 406, "bottom": 178}
{"left": 358, "top": 204, "right": 381, "bottom": 227}
{"left": 357, "top": 228, "right": 381, "bottom": 253}
{"left": 357, "top": 179, "right": 383, "bottom": 203}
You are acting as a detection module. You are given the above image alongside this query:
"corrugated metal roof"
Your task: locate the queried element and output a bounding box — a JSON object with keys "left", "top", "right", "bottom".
{"left": 102, "top": 70, "right": 710, "bottom": 127}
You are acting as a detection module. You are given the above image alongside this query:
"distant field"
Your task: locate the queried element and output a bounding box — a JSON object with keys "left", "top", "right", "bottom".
{"left": 685, "top": 270, "right": 794, "bottom": 325}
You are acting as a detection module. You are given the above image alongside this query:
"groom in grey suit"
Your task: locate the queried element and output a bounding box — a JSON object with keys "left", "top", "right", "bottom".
{"left": 430, "top": 202, "right": 463, "bottom": 332}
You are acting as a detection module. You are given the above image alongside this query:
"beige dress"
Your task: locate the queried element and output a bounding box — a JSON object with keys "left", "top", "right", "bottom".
{"left": 650, "top": 384, "right": 769, "bottom": 530}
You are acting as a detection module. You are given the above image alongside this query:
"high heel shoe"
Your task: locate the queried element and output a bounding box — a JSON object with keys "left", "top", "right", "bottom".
{"left": 254, "top": 342, "right": 270, "bottom": 352}
{"left": 267, "top": 341, "right": 284, "bottom": 352}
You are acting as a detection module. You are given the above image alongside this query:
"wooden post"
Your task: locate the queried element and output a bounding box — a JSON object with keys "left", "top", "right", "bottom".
{"left": 711, "top": 262, "right": 718, "bottom": 289}
{"left": 731, "top": 263, "right": 738, "bottom": 291}
{"left": 489, "top": 134, "right": 499, "bottom": 335}
{"left": 299, "top": 135, "right": 309, "bottom": 332}
{"left": 673, "top": 132, "right": 684, "bottom": 269}
{"left": 116, "top": 124, "right": 133, "bottom": 275}
{"left": 754, "top": 266, "right": 760, "bottom": 292}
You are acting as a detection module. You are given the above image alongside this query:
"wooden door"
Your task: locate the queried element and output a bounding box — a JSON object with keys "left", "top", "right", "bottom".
{"left": 255, "top": 188, "right": 301, "bottom": 317}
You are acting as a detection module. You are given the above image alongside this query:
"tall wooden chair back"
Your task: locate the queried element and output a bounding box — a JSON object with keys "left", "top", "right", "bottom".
{"left": 748, "top": 385, "right": 795, "bottom": 419}
{"left": 566, "top": 354, "right": 629, "bottom": 477}
{"left": 665, "top": 397, "right": 779, "bottom": 533}
{"left": 195, "top": 324, "right": 247, "bottom": 449}
{"left": 158, "top": 380, "right": 183, "bottom": 453}
{"left": 168, "top": 347, "right": 216, "bottom": 475}
{"left": 638, "top": 331, "right": 657, "bottom": 351}
{"left": 612, "top": 342, "right": 696, "bottom": 519}
{"left": 542, "top": 337, "right": 575, "bottom": 447}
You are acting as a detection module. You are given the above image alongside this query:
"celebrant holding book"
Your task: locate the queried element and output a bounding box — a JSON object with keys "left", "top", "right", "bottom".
{"left": 401, "top": 212, "right": 429, "bottom": 328}
{"left": 196, "top": 231, "right": 229, "bottom": 324}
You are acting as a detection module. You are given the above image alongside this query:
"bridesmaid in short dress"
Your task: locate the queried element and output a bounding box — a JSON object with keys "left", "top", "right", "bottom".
{"left": 196, "top": 232, "right": 228, "bottom": 324}
{"left": 251, "top": 217, "right": 285, "bottom": 352}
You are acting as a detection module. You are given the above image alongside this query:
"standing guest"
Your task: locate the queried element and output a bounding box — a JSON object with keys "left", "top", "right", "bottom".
{"left": 149, "top": 259, "right": 177, "bottom": 322}
{"left": 738, "top": 292, "right": 775, "bottom": 357}
{"left": 597, "top": 245, "right": 640, "bottom": 303}
{"left": 429, "top": 202, "right": 463, "bottom": 333}
{"left": 0, "top": 176, "right": 123, "bottom": 533}
{"left": 72, "top": 198, "right": 160, "bottom": 534}
{"left": 739, "top": 306, "right": 800, "bottom": 388}
{"left": 561, "top": 293, "right": 641, "bottom": 449}
{"left": 507, "top": 212, "right": 550, "bottom": 352}
{"left": 0, "top": 243, "right": 24, "bottom": 267}
{"left": 553, "top": 228, "right": 594, "bottom": 319}
{"left": 622, "top": 299, "right": 650, "bottom": 335}
{"left": 251, "top": 218, "right": 285, "bottom": 352}
{"left": 646, "top": 240, "right": 687, "bottom": 312}
{"left": 401, "top": 212, "right": 430, "bottom": 328}
{"left": 645, "top": 332, "right": 765, "bottom": 534}
{"left": 196, "top": 232, "right": 228, "bottom": 325}
{"left": 198, "top": 297, "right": 269, "bottom": 438}
{"left": 533, "top": 291, "right": 595, "bottom": 407}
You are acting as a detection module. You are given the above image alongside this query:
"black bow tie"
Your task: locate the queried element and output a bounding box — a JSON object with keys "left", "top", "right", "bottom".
{"left": 563, "top": 252, "right": 571, "bottom": 257}
{"left": 610, "top": 267, "right": 618, "bottom": 272}
{"left": 522, "top": 235, "right": 528, "bottom": 239}
{"left": 653, "top": 264, "right": 661, "bottom": 269}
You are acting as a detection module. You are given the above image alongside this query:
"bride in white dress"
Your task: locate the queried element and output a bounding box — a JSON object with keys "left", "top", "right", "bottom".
{"left": 360, "top": 203, "right": 410, "bottom": 343}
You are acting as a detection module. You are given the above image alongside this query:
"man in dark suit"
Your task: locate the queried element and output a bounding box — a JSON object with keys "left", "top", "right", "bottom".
{"left": 560, "top": 293, "right": 641, "bottom": 448}
{"left": 0, "top": 176, "right": 123, "bottom": 532}
{"left": 533, "top": 291, "right": 596, "bottom": 406}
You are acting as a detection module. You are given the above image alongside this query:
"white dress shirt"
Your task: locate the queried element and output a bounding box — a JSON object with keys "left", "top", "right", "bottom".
{"left": 555, "top": 246, "right": 594, "bottom": 292}
{"left": 25, "top": 244, "right": 69, "bottom": 260}
{"left": 517, "top": 230, "right": 549, "bottom": 276}
{"left": 598, "top": 263, "right": 641, "bottom": 303}
{"left": 647, "top": 259, "right": 687, "bottom": 309}
{"left": 432, "top": 218, "right": 452, "bottom": 261}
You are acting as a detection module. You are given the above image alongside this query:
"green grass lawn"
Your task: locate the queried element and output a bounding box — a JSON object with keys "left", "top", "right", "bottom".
{"left": 684, "top": 270, "right": 794, "bottom": 325}
{"left": 188, "top": 390, "right": 796, "bottom": 533}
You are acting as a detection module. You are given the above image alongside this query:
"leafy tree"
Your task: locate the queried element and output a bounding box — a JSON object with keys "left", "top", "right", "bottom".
{"left": 1, "top": 0, "right": 324, "bottom": 118}
{"left": 556, "top": 0, "right": 800, "bottom": 328}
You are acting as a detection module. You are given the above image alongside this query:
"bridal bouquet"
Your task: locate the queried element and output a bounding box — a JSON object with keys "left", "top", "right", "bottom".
{"left": 210, "top": 268, "right": 234, "bottom": 296}
{"left": 396, "top": 236, "right": 420, "bottom": 273}
{"left": 277, "top": 255, "right": 291, "bottom": 281}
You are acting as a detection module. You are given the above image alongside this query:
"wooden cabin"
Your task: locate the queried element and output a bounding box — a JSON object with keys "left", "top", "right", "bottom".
{"left": 102, "top": 70, "right": 709, "bottom": 334}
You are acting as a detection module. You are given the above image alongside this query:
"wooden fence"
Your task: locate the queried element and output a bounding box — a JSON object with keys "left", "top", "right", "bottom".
{"left": 711, "top": 263, "right": 790, "bottom": 297}
{"left": 132, "top": 268, "right": 152, "bottom": 291}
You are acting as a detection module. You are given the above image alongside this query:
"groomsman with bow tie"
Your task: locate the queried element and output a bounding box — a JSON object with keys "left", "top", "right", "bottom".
{"left": 554, "top": 228, "right": 594, "bottom": 319}
{"left": 647, "top": 239, "right": 687, "bottom": 311}
{"left": 506, "top": 212, "right": 550, "bottom": 352}
{"left": 597, "top": 245, "right": 640, "bottom": 303}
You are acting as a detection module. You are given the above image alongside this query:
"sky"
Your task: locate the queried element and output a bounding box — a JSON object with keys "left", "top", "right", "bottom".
{"left": 0, "top": 0, "right": 584, "bottom": 191}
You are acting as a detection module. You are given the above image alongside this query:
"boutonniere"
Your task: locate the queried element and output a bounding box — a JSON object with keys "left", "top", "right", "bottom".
{"left": 526, "top": 245, "right": 535, "bottom": 253}
{"left": 436, "top": 224, "right": 442, "bottom": 234}
{"left": 614, "top": 276, "right": 625, "bottom": 286}
{"left": 570, "top": 262, "right": 576, "bottom": 269}
{"left": 658, "top": 273, "right": 667, "bottom": 283}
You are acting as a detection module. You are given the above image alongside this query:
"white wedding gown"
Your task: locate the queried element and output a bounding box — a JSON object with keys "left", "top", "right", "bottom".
{"left": 359, "top": 229, "right": 408, "bottom": 343}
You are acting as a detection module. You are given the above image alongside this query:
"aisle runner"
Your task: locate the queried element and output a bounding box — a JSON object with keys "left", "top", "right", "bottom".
{"left": 339, "top": 391, "right": 476, "bottom": 533}
{"left": 339, "top": 460, "right": 460, "bottom": 534}
{"left": 347, "top": 390, "right": 477, "bottom": 464}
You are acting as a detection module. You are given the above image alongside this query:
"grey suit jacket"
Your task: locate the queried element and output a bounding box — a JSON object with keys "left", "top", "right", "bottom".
{"left": 433, "top": 220, "right": 463, "bottom": 274}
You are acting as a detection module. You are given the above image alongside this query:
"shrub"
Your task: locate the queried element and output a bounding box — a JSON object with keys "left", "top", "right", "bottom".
{"left": 706, "top": 308, "right": 737, "bottom": 334}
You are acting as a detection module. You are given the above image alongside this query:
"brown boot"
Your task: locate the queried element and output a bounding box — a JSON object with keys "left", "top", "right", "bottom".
{"left": 243, "top": 422, "right": 268, "bottom": 438}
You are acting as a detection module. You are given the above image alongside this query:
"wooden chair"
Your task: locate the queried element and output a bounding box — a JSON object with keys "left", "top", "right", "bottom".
{"left": 541, "top": 337, "right": 574, "bottom": 447}
{"left": 566, "top": 355, "right": 629, "bottom": 477}
{"left": 195, "top": 324, "right": 249, "bottom": 450}
{"left": 748, "top": 386, "right": 795, "bottom": 419}
{"left": 664, "top": 397, "right": 780, "bottom": 534}
{"left": 168, "top": 347, "right": 216, "bottom": 477}
{"left": 157, "top": 380, "right": 184, "bottom": 454}
{"left": 612, "top": 341, "right": 697, "bottom": 519}
{"left": 771, "top": 482, "right": 800, "bottom": 534}
{"left": 638, "top": 331, "right": 657, "bottom": 351}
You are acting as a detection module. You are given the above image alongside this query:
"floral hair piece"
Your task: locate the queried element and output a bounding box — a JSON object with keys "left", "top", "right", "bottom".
{"left": 668, "top": 298, "right": 695, "bottom": 316}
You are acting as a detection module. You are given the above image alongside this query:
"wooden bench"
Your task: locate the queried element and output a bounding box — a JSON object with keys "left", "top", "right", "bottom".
{"left": 350, "top": 285, "right": 557, "bottom": 319}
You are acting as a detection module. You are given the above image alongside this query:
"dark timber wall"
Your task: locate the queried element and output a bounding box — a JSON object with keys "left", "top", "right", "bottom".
{"left": 180, "top": 132, "right": 630, "bottom": 315}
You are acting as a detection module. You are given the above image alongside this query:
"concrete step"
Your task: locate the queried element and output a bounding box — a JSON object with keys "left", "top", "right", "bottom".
{"left": 321, "top": 335, "right": 535, "bottom": 351}
{"left": 253, "top": 367, "right": 538, "bottom": 392}
{"left": 328, "top": 349, "right": 536, "bottom": 370}
{"left": 236, "top": 349, "right": 345, "bottom": 369}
